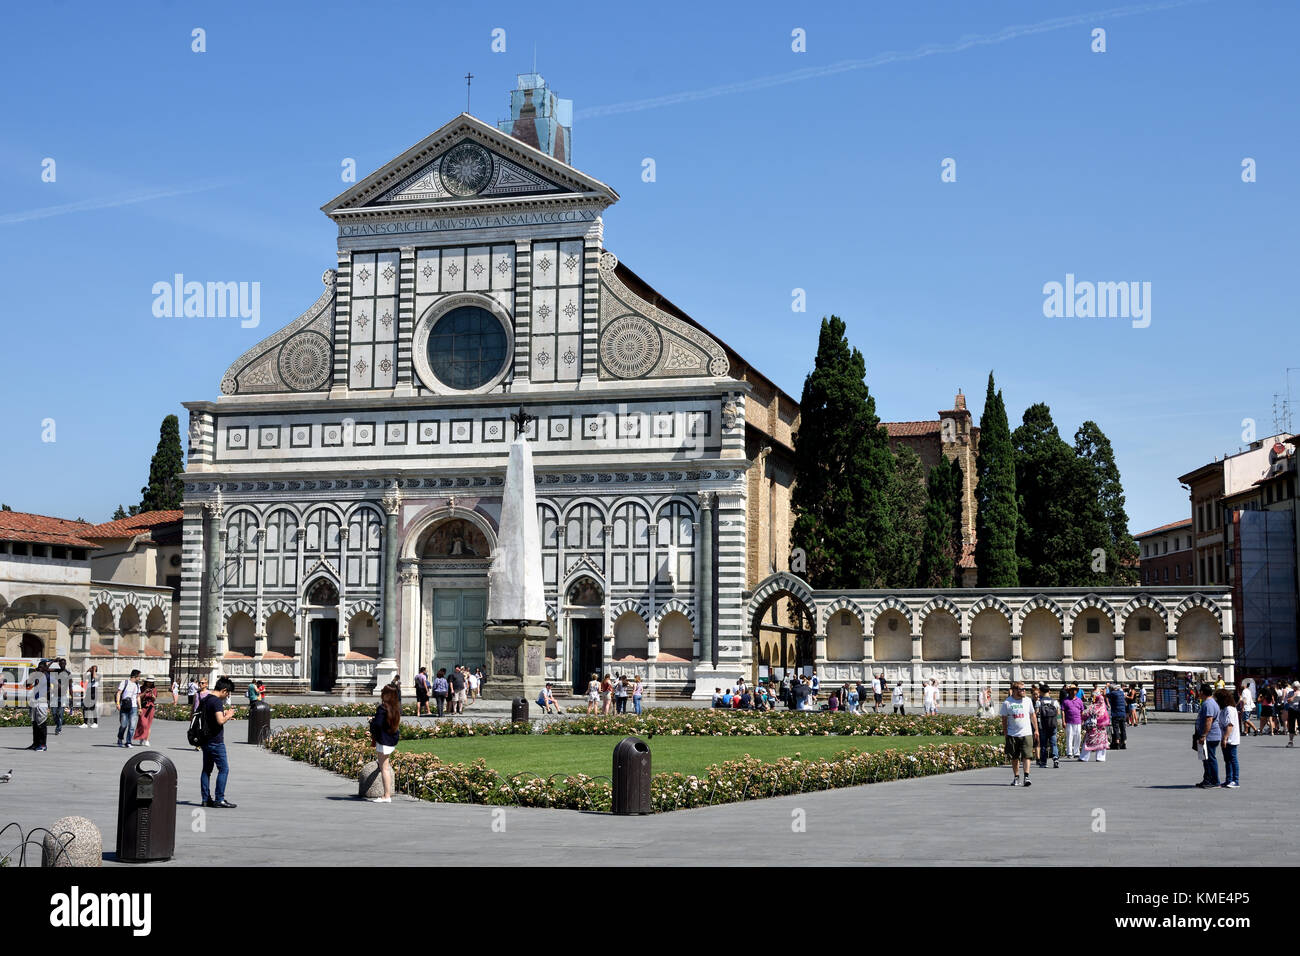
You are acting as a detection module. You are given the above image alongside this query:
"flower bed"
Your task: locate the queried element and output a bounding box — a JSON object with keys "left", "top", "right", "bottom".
{"left": 152, "top": 701, "right": 429, "bottom": 722}
{"left": 265, "top": 725, "right": 1005, "bottom": 812}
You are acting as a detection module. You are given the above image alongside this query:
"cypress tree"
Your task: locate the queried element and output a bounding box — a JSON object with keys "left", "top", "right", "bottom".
{"left": 974, "top": 373, "right": 1019, "bottom": 587}
{"left": 1013, "top": 403, "right": 1090, "bottom": 586}
{"left": 112, "top": 504, "right": 128, "bottom": 521}
{"left": 917, "top": 456, "right": 961, "bottom": 588}
{"left": 1075, "top": 421, "right": 1139, "bottom": 584}
{"left": 139, "top": 414, "right": 186, "bottom": 513}
{"left": 790, "top": 316, "right": 897, "bottom": 589}
{"left": 885, "top": 444, "right": 928, "bottom": 588}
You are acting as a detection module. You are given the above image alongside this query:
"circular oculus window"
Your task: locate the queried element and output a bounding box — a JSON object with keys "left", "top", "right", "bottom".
{"left": 425, "top": 305, "right": 509, "bottom": 391}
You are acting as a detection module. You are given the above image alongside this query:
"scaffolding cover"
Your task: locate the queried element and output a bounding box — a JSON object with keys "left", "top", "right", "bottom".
{"left": 1238, "top": 509, "right": 1298, "bottom": 669}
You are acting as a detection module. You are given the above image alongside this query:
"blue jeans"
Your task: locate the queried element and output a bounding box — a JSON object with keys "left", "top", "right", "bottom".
{"left": 1202, "top": 740, "right": 1221, "bottom": 785}
{"left": 633, "top": 695, "right": 642, "bottom": 716}
{"left": 1038, "top": 728, "right": 1059, "bottom": 764}
{"left": 1221, "top": 743, "right": 1239, "bottom": 785}
{"left": 201, "top": 739, "right": 229, "bottom": 803}
{"left": 118, "top": 707, "right": 138, "bottom": 743}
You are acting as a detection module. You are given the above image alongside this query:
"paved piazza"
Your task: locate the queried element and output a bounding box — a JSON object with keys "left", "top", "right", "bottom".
{"left": 3, "top": 714, "right": 1295, "bottom": 866}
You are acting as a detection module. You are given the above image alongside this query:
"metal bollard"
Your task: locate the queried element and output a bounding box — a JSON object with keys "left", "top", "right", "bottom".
{"left": 247, "top": 699, "right": 272, "bottom": 745}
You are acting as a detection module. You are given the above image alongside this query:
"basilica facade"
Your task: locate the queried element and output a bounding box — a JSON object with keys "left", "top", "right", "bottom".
{"left": 179, "top": 78, "right": 792, "bottom": 697}
{"left": 178, "top": 77, "right": 1235, "bottom": 700}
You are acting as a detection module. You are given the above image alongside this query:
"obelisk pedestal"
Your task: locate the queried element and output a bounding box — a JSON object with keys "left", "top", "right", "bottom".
{"left": 482, "top": 624, "right": 550, "bottom": 702}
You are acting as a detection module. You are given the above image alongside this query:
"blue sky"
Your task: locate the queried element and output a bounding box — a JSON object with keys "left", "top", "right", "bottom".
{"left": 1, "top": 0, "right": 1295, "bottom": 534}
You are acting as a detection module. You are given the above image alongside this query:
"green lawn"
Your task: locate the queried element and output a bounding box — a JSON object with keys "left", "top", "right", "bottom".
{"left": 398, "top": 734, "right": 998, "bottom": 778}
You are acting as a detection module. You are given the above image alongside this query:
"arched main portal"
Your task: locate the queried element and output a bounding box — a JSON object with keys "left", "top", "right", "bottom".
{"left": 415, "top": 514, "right": 494, "bottom": 676}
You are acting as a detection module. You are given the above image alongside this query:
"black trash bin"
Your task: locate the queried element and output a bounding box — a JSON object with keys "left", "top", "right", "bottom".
{"left": 116, "top": 751, "right": 177, "bottom": 862}
{"left": 247, "top": 699, "right": 272, "bottom": 745}
{"left": 612, "top": 735, "right": 652, "bottom": 815}
{"left": 511, "top": 697, "right": 529, "bottom": 723}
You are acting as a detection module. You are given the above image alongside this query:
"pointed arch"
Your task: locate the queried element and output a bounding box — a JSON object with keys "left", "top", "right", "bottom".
{"left": 223, "top": 599, "right": 256, "bottom": 629}
{"left": 866, "top": 596, "right": 914, "bottom": 630}
{"left": 967, "top": 594, "right": 1013, "bottom": 626}
{"left": 1118, "top": 594, "right": 1169, "bottom": 630}
{"left": 820, "top": 596, "right": 866, "bottom": 630}
{"left": 1171, "top": 593, "right": 1223, "bottom": 628}
{"left": 654, "top": 598, "right": 696, "bottom": 629}
{"left": 918, "top": 595, "right": 963, "bottom": 629}
{"left": 1014, "top": 594, "right": 1064, "bottom": 631}
{"left": 1064, "top": 594, "right": 1117, "bottom": 630}
{"left": 745, "top": 571, "right": 817, "bottom": 633}
{"left": 261, "top": 599, "right": 296, "bottom": 631}
{"left": 609, "top": 599, "right": 649, "bottom": 624}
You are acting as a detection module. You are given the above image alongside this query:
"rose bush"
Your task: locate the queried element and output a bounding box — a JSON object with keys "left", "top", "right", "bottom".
{"left": 264, "top": 725, "right": 1005, "bottom": 813}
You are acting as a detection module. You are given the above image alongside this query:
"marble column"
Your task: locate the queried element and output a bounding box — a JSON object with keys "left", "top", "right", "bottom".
{"left": 202, "top": 501, "right": 224, "bottom": 666}
{"left": 697, "top": 492, "right": 714, "bottom": 667}
{"left": 377, "top": 490, "right": 400, "bottom": 686}
{"left": 253, "top": 528, "right": 268, "bottom": 657}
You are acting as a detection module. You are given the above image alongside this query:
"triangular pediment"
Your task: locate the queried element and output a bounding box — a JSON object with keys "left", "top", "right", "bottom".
{"left": 322, "top": 114, "right": 617, "bottom": 217}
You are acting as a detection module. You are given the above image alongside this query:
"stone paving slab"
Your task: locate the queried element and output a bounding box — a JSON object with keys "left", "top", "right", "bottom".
{"left": 1, "top": 717, "right": 1287, "bottom": 866}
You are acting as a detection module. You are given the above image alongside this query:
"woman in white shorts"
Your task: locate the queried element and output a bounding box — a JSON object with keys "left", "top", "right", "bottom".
{"left": 586, "top": 673, "right": 600, "bottom": 715}
{"left": 368, "top": 684, "right": 401, "bottom": 803}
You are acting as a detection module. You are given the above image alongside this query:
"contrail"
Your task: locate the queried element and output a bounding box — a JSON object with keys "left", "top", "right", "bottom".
{"left": 575, "top": 0, "right": 1211, "bottom": 120}
{"left": 0, "top": 179, "right": 232, "bottom": 225}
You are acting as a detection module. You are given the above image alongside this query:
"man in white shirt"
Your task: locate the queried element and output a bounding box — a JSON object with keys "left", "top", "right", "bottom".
{"left": 923, "top": 680, "right": 939, "bottom": 716}
{"left": 1000, "top": 681, "right": 1040, "bottom": 787}
{"left": 892, "top": 683, "right": 907, "bottom": 715}
{"left": 871, "top": 674, "right": 884, "bottom": 713}
{"left": 1238, "top": 682, "right": 1256, "bottom": 736}
{"left": 116, "top": 669, "right": 142, "bottom": 748}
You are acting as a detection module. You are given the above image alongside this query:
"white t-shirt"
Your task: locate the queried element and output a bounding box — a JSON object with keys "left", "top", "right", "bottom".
{"left": 119, "top": 679, "right": 140, "bottom": 705}
{"left": 1000, "top": 696, "right": 1035, "bottom": 737}
{"left": 923, "top": 685, "right": 937, "bottom": 707}
{"left": 1238, "top": 687, "right": 1254, "bottom": 711}
{"left": 872, "top": 678, "right": 882, "bottom": 695}
{"left": 892, "top": 686, "right": 905, "bottom": 705}
{"left": 1220, "top": 705, "right": 1241, "bottom": 745}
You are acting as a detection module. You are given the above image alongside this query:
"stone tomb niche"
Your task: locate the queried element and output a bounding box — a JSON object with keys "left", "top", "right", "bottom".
{"left": 969, "top": 608, "right": 1011, "bottom": 660}
{"left": 872, "top": 610, "right": 911, "bottom": 661}
{"left": 921, "top": 610, "right": 960, "bottom": 661}
{"left": 348, "top": 610, "right": 379, "bottom": 659}
{"left": 1123, "top": 613, "right": 1166, "bottom": 661}
{"left": 1176, "top": 608, "right": 1220, "bottom": 661}
{"left": 1020, "top": 608, "right": 1063, "bottom": 660}
{"left": 657, "top": 611, "right": 693, "bottom": 662}
{"left": 612, "top": 611, "right": 648, "bottom": 661}
{"left": 825, "top": 611, "right": 863, "bottom": 661}
{"left": 1071, "top": 609, "right": 1114, "bottom": 661}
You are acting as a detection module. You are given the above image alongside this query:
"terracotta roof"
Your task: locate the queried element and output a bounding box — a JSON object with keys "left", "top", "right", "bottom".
{"left": 0, "top": 511, "right": 101, "bottom": 549}
{"left": 885, "top": 421, "right": 942, "bottom": 437}
{"left": 81, "top": 510, "right": 185, "bottom": 540}
{"left": 1134, "top": 518, "right": 1192, "bottom": 538}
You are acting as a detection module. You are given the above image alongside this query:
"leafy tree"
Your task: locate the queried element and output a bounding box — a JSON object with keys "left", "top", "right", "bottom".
{"left": 139, "top": 414, "right": 185, "bottom": 513}
{"left": 790, "top": 316, "right": 897, "bottom": 589}
{"left": 917, "top": 456, "right": 962, "bottom": 588}
{"left": 1075, "top": 421, "right": 1139, "bottom": 584}
{"left": 884, "top": 444, "right": 928, "bottom": 588}
{"left": 974, "top": 373, "right": 1019, "bottom": 587}
{"left": 1013, "top": 403, "right": 1091, "bottom": 586}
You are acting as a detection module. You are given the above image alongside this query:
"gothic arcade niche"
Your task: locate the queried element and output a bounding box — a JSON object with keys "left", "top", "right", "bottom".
{"left": 421, "top": 519, "right": 490, "bottom": 559}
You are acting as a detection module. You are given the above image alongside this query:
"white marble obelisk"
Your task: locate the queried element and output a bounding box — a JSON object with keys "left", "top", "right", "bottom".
{"left": 487, "top": 435, "right": 547, "bottom": 623}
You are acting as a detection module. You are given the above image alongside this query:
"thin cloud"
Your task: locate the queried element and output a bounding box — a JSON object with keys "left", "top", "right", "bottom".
{"left": 576, "top": 0, "right": 1211, "bottom": 120}
{"left": 0, "top": 179, "right": 233, "bottom": 225}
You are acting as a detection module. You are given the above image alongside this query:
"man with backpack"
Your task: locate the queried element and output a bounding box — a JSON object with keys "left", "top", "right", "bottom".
{"left": 192, "top": 676, "right": 238, "bottom": 808}
{"left": 1034, "top": 683, "right": 1060, "bottom": 769}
